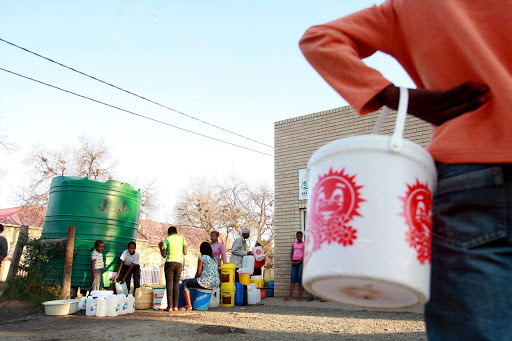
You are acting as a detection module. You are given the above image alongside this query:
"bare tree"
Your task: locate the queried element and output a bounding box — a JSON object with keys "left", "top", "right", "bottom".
{"left": 174, "top": 179, "right": 226, "bottom": 243}
{"left": 174, "top": 175, "right": 274, "bottom": 261}
{"left": 16, "top": 135, "right": 157, "bottom": 227}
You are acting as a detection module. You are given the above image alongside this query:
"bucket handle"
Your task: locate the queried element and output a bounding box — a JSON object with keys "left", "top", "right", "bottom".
{"left": 370, "top": 87, "right": 409, "bottom": 152}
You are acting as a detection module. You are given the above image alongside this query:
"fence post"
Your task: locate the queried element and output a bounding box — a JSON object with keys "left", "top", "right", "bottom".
{"left": 6, "top": 225, "right": 29, "bottom": 282}
{"left": 61, "top": 225, "right": 75, "bottom": 300}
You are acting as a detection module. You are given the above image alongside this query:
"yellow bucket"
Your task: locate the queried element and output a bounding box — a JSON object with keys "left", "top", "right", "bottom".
{"left": 239, "top": 273, "right": 250, "bottom": 285}
{"left": 220, "top": 283, "right": 235, "bottom": 307}
{"left": 250, "top": 279, "right": 264, "bottom": 288}
{"left": 220, "top": 263, "right": 236, "bottom": 284}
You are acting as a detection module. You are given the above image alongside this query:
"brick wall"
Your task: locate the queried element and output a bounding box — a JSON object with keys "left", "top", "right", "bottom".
{"left": 273, "top": 105, "right": 431, "bottom": 297}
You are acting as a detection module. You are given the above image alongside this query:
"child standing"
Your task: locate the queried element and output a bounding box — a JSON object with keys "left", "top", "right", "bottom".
{"left": 112, "top": 241, "right": 141, "bottom": 294}
{"left": 284, "top": 231, "right": 304, "bottom": 301}
{"left": 90, "top": 240, "right": 105, "bottom": 291}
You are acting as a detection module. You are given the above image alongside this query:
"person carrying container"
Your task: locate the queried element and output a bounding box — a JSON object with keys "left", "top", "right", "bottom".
{"left": 229, "top": 228, "right": 252, "bottom": 282}
{"left": 112, "top": 241, "right": 141, "bottom": 294}
{"left": 299, "top": 1, "right": 510, "bottom": 339}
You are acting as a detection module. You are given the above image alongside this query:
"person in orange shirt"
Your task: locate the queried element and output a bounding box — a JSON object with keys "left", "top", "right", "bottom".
{"left": 299, "top": 1, "right": 512, "bottom": 340}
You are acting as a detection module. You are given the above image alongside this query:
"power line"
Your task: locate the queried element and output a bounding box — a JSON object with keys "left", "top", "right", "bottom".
{"left": 86, "top": 21, "right": 242, "bottom": 105}
{"left": 0, "top": 67, "right": 274, "bottom": 158}
{"left": 0, "top": 37, "right": 273, "bottom": 149}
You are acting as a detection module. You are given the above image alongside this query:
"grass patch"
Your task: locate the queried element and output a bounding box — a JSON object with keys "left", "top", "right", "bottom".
{"left": 1, "top": 266, "right": 62, "bottom": 310}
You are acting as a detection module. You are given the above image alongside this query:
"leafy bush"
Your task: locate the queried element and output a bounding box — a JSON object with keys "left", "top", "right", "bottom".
{"left": 1, "top": 237, "right": 67, "bottom": 309}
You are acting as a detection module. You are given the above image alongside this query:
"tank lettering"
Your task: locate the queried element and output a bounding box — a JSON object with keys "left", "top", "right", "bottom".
{"left": 98, "top": 199, "right": 132, "bottom": 215}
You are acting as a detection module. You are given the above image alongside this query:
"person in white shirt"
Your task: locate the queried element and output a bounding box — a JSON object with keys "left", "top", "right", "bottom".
{"left": 113, "top": 241, "right": 140, "bottom": 293}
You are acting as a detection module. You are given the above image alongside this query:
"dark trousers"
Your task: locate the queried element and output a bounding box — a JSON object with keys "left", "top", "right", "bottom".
{"left": 122, "top": 264, "right": 140, "bottom": 293}
{"left": 182, "top": 278, "right": 206, "bottom": 292}
{"left": 165, "top": 262, "right": 183, "bottom": 308}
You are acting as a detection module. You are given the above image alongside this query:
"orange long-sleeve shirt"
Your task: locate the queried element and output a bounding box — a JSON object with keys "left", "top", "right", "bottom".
{"left": 299, "top": 0, "right": 512, "bottom": 163}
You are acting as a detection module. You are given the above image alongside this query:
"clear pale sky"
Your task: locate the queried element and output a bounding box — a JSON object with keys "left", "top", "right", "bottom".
{"left": 0, "top": 0, "right": 414, "bottom": 221}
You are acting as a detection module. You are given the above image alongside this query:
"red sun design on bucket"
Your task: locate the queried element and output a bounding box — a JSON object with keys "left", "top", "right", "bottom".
{"left": 306, "top": 168, "right": 365, "bottom": 263}
{"left": 399, "top": 179, "right": 433, "bottom": 265}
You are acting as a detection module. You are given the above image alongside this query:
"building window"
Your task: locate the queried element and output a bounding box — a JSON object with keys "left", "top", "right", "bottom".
{"left": 301, "top": 209, "right": 308, "bottom": 234}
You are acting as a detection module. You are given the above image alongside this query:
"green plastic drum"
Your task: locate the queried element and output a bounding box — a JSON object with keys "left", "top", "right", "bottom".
{"left": 41, "top": 176, "right": 141, "bottom": 288}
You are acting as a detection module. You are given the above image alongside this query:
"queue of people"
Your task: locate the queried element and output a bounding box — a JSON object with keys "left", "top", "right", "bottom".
{"left": 89, "top": 225, "right": 265, "bottom": 311}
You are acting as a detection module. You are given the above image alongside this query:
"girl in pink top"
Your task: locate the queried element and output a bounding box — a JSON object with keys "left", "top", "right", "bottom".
{"left": 209, "top": 231, "right": 227, "bottom": 265}
{"left": 284, "top": 231, "right": 304, "bottom": 301}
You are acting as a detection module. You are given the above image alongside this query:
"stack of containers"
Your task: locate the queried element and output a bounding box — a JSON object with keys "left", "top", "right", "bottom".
{"left": 85, "top": 293, "right": 135, "bottom": 317}
{"left": 220, "top": 263, "right": 236, "bottom": 307}
{"left": 267, "top": 281, "right": 274, "bottom": 297}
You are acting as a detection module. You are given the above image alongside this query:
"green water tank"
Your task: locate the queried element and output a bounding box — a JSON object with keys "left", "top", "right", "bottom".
{"left": 41, "top": 176, "right": 141, "bottom": 288}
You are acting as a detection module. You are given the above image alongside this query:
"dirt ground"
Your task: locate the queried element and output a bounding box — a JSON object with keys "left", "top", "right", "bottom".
{"left": 0, "top": 297, "right": 426, "bottom": 340}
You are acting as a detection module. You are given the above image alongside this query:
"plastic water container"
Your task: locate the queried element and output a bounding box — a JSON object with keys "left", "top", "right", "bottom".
{"left": 247, "top": 285, "right": 260, "bottom": 305}
{"left": 209, "top": 288, "right": 220, "bottom": 308}
{"left": 220, "top": 283, "right": 235, "bottom": 307}
{"left": 193, "top": 288, "right": 212, "bottom": 311}
{"left": 115, "top": 282, "right": 128, "bottom": 295}
{"left": 85, "top": 296, "right": 98, "bottom": 316}
{"left": 121, "top": 295, "right": 129, "bottom": 314}
{"left": 234, "top": 282, "right": 244, "bottom": 306}
{"left": 239, "top": 273, "right": 250, "bottom": 285}
{"left": 96, "top": 297, "right": 107, "bottom": 317}
{"left": 252, "top": 246, "right": 265, "bottom": 261}
{"left": 127, "top": 294, "right": 135, "bottom": 313}
{"left": 117, "top": 295, "right": 125, "bottom": 315}
{"left": 135, "top": 287, "right": 152, "bottom": 310}
{"left": 106, "top": 295, "right": 119, "bottom": 317}
{"left": 260, "top": 288, "right": 267, "bottom": 299}
{"left": 78, "top": 297, "right": 87, "bottom": 311}
{"left": 242, "top": 256, "right": 255, "bottom": 275}
{"left": 220, "top": 263, "right": 236, "bottom": 284}
{"left": 304, "top": 88, "right": 436, "bottom": 309}
{"left": 91, "top": 290, "right": 114, "bottom": 297}
{"left": 152, "top": 288, "right": 166, "bottom": 310}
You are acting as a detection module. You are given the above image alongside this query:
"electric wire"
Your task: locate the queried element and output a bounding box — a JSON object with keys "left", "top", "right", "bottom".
{"left": 0, "top": 37, "right": 273, "bottom": 149}
{"left": 0, "top": 67, "right": 274, "bottom": 158}
{"left": 85, "top": 22, "right": 241, "bottom": 105}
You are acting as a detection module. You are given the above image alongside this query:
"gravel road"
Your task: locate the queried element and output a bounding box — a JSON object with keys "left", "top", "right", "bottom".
{"left": 0, "top": 297, "right": 426, "bottom": 340}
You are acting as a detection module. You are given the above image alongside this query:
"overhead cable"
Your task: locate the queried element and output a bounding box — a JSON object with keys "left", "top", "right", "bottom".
{"left": 0, "top": 67, "right": 273, "bottom": 158}
{"left": 0, "top": 37, "right": 273, "bottom": 149}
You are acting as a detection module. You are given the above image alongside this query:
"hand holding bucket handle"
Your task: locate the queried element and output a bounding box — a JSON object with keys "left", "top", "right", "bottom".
{"left": 371, "top": 87, "right": 409, "bottom": 152}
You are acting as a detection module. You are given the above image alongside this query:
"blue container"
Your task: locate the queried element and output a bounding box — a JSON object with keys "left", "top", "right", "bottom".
{"left": 193, "top": 289, "right": 212, "bottom": 311}
{"left": 269, "top": 281, "right": 274, "bottom": 288}
{"left": 267, "top": 288, "right": 274, "bottom": 297}
{"left": 235, "top": 282, "right": 243, "bottom": 306}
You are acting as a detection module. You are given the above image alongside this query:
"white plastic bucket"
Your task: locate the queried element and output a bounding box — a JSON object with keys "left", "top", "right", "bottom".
{"left": 304, "top": 88, "right": 436, "bottom": 309}
{"left": 209, "top": 287, "right": 220, "bottom": 308}
{"left": 252, "top": 246, "right": 265, "bottom": 261}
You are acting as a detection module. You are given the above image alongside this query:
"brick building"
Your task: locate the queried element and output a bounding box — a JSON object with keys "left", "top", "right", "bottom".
{"left": 273, "top": 105, "right": 432, "bottom": 297}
